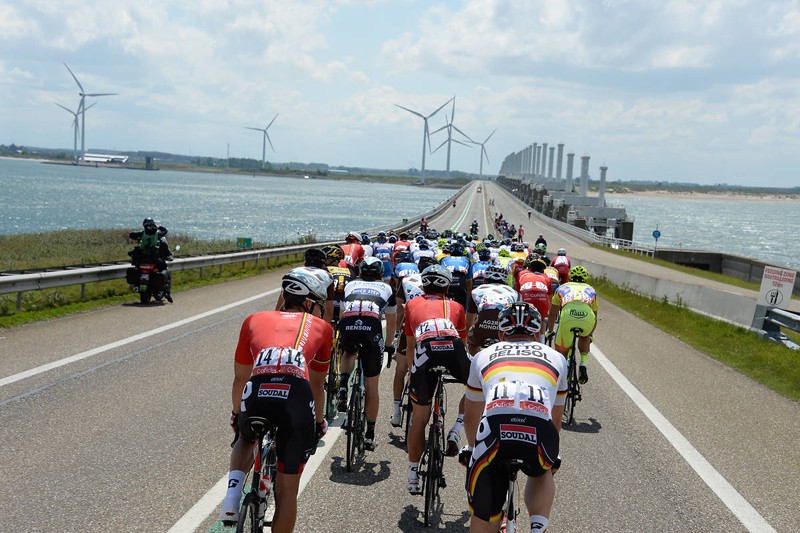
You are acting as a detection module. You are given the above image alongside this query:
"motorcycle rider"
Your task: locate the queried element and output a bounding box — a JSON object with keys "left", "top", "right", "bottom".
{"left": 128, "top": 218, "right": 173, "bottom": 302}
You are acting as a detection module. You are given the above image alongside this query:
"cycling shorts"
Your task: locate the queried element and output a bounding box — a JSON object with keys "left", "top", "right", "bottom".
{"left": 555, "top": 302, "right": 596, "bottom": 353}
{"left": 338, "top": 315, "right": 385, "bottom": 378}
{"left": 409, "top": 336, "right": 469, "bottom": 406}
{"left": 238, "top": 375, "right": 315, "bottom": 475}
{"left": 466, "top": 413, "right": 560, "bottom": 522}
{"left": 447, "top": 287, "right": 469, "bottom": 310}
{"left": 467, "top": 309, "right": 501, "bottom": 354}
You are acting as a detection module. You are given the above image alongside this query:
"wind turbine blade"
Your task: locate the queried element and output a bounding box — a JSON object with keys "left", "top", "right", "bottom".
{"left": 55, "top": 103, "right": 76, "bottom": 115}
{"left": 395, "top": 104, "right": 424, "bottom": 119}
{"left": 482, "top": 146, "right": 490, "bottom": 165}
{"left": 484, "top": 128, "right": 497, "bottom": 144}
{"left": 266, "top": 113, "right": 278, "bottom": 129}
{"left": 426, "top": 97, "right": 454, "bottom": 119}
{"left": 265, "top": 132, "right": 275, "bottom": 151}
{"left": 431, "top": 138, "right": 448, "bottom": 154}
{"left": 430, "top": 123, "right": 448, "bottom": 135}
{"left": 83, "top": 102, "right": 97, "bottom": 112}
{"left": 85, "top": 93, "right": 117, "bottom": 97}
{"left": 452, "top": 125, "right": 474, "bottom": 143}
{"left": 244, "top": 127, "right": 264, "bottom": 132}
{"left": 63, "top": 62, "right": 84, "bottom": 92}
{"left": 452, "top": 139, "right": 471, "bottom": 148}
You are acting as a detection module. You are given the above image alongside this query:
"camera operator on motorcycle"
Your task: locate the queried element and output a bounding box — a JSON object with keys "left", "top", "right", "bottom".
{"left": 128, "top": 218, "right": 174, "bottom": 302}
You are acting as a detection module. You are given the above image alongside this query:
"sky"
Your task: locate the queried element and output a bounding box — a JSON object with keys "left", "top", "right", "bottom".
{"left": 2, "top": 0, "right": 800, "bottom": 188}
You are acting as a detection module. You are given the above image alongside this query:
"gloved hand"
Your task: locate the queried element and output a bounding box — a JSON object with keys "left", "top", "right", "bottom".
{"left": 315, "top": 419, "right": 329, "bottom": 440}
{"left": 552, "top": 454, "right": 562, "bottom": 474}
{"left": 229, "top": 411, "right": 239, "bottom": 432}
{"left": 386, "top": 345, "right": 396, "bottom": 357}
{"left": 545, "top": 331, "right": 556, "bottom": 343}
{"left": 458, "top": 445, "right": 473, "bottom": 467}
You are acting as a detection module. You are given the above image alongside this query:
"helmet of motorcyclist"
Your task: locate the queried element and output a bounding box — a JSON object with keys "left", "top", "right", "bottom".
{"left": 569, "top": 265, "right": 590, "bottom": 283}
{"left": 395, "top": 250, "right": 413, "bottom": 263}
{"left": 417, "top": 256, "right": 438, "bottom": 271}
{"left": 483, "top": 265, "right": 508, "bottom": 284}
{"left": 376, "top": 231, "right": 387, "bottom": 243}
{"left": 281, "top": 269, "right": 327, "bottom": 310}
{"left": 421, "top": 264, "right": 452, "bottom": 293}
{"left": 359, "top": 257, "right": 384, "bottom": 280}
{"left": 557, "top": 248, "right": 567, "bottom": 256}
{"left": 322, "top": 244, "right": 345, "bottom": 264}
{"left": 477, "top": 248, "right": 492, "bottom": 261}
{"left": 345, "top": 231, "right": 361, "bottom": 243}
{"left": 498, "top": 301, "right": 542, "bottom": 337}
{"left": 304, "top": 248, "right": 326, "bottom": 268}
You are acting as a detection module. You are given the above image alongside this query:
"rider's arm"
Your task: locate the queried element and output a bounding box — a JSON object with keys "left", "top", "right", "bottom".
{"left": 231, "top": 363, "right": 251, "bottom": 415}
{"left": 552, "top": 403, "right": 565, "bottom": 433}
{"left": 309, "top": 368, "right": 326, "bottom": 424}
{"left": 464, "top": 397, "right": 482, "bottom": 447}
{"left": 274, "top": 293, "right": 285, "bottom": 311}
{"left": 547, "top": 297, "right": 561, "bottom": 335}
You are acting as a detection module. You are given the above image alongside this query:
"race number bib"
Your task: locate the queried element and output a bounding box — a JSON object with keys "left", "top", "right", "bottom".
{"left": 486, "top": 380, "right": 550, "bottom": 417}
{"left": 415, "top": 317, "right": 458, "bottom": 341}
{"left": 252, "top": 347, "right": 306, "bottom": 379}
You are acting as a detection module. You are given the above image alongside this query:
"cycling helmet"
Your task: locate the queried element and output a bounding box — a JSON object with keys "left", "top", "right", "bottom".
{"left": 484, "top": 265, "right": 508, "bottom": 284}
{"left": 388, "top": 235, "right": 397, "bottom": 243}
{"left": 322, "top": 244, "right": 344, "bottom": 263}
{"left": 477, "top": 248, "right": 492, "bottom": 261}
{"left": 421, "top": 264, "right": 452, "bottom": 291}
{"left": 304, "top": 247, "right": 326, "bottom": 268}
{"left": 524, "top": 254, "right": 546, "bottom": 272}
{"left": 498, "top": 301, "right": 542, "bottom": 337}
{"left": 345, "top": 231, "right": 361, "bottom": 243}
{"left": 376, "top": 231, "right": 387, "bottom": 243}
{"left": 359, "top": 257, "right": 384, "bottom": 280}
{"left": 282, "top": 269, "right": 327, "bottom": 307}
{"left": 498, "top": 248, "right": 510, "bottom": 258}
{"left": 569, "top": 265, "right": 589, "bottom": 283}
{"left": 399, "top": 231, "right": 409, "bottom": 240}
{"left": 534, "top": 243, "right": 547, "bottom": 254}
{"left": 395, "top": 250, "right": 413, "bottom": 263}
{"left": 418, "top": 240, "right": 430, "bottom": 250}
{"left": 361, "top": 234, "right": 371, "bottom": 245}
{"left": 486, "top": 234, "right": 494, "bottom": 241}
{"left": 416, "top": 235, "right": 424, "bottom": 243}
{"left": 449, "top": 243, "right": 464, "bottom": 257}
{"left": 511, "top": 243, "right": 524, "bottom": 252}
{"left": 557, "top": 248, "right": 567, "bottom": 256}
{"left": 417, "top": 256, "right": 438, "bottom": 271}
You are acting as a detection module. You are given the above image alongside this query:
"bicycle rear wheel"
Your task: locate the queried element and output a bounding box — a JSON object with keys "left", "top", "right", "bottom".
{"left": 261, "top": 440, "right": 277, "bottom": 521}
{"left": 564, "top": 349, "right": 578, "bottom": 426}
{"left": 423, "top": 413, "right": 442, "bottom": 527}
{"left": 324, "top": 347, "right": 339, "bottom": 421}
{"left": 235, "top": 492, "right": 259, "bottom": 533}
{"left": 346, "top": 383, "right": 364, "bottom": 472}
{"left": 400, "top": 380, "right": 411, "bottom": 444}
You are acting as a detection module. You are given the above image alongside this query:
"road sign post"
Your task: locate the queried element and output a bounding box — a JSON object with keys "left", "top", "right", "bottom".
{"left": 752, "top": 266, "right": 797, "bottom": 333}
{"left": 652, "top": 228, "right": 661, "bottom": 256}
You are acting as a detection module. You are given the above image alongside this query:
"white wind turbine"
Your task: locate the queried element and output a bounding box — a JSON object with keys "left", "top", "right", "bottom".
{"left": 471, "top": 129, "right": 497, "bottom": 178}
{"left": 244, "top": 113, "right": 279, "bottom": 168}
{"left": 430, "top": 97, "right": 474, "bottom": 177}
{"left": 63, "top": 63, "right": 117, "bottom": 159}
{"left": 55, "top": 102, "right": 96, "bottom": 162}
{"left": 395, "top": 97, "right": 453, "bottom": 185}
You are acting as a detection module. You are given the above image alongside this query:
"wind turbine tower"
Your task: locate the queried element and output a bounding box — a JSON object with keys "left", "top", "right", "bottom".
{"left": 55, "top": 102, "right": 95, "bottom": 162}
{"left": 63, "top": 63, "right": 117, "bottom": 159}
{"left": 395, "top": 97, "right": 453, "bottom": 185}
{"left": 472, "top": 129, "right": 497, "bottom": 179}
{"left": 245, "top": 113, "right": 279, "bottom": 169}
{"left": 430, "top": 96, "right": 473, "bottom": 177}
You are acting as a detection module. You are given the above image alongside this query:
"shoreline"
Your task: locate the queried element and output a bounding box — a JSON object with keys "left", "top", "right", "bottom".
{"left": 605, "top": 190, "right": 800, "bottom": 202}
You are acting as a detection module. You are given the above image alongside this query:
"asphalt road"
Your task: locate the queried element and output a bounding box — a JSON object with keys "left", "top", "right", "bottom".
{"left": 1, "top": 181, "right": 798, "bottom": 532}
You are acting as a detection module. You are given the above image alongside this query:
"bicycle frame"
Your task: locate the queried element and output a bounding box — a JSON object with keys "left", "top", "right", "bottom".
{"left": 502, "top": 459, "right": 525, "bottom": 533}
{"left": 236, "top": 418, "right": 278, "bottom": 533}
{"left": 563, "top": 328, "right": 582, "bottom": 426}
{"left": 345, "top": 354, "right": 366, "bottom": 472}
{"left": 324, "top": 328, "right": 341, "bottom": 422}
{"left": 421, "top": 366, "right": 448, "bottom": 527}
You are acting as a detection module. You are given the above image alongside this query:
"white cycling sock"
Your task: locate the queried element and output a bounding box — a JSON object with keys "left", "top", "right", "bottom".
{"left": 530, "top": 514, "right": 549, "bottom": 531}
{"left": 449, "top": 415, "right": 464, "bottom": 435}
{"left": 408, "top": 461, "right": 420, "bottom": 480}
{"left": 394, "top": 400, "right": 402, "bottom": 415}
{"left": 224, "top": 470, "right": 246, "bottom": 500}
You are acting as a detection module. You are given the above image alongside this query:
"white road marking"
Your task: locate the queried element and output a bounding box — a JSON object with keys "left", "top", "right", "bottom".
{"left": 591, "top": 345, "right": 776, "bottom": 533}
{"left": 0, "top": 289, "right": 279, "bottom": 389}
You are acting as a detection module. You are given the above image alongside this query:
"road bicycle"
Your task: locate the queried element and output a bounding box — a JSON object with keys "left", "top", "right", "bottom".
{"left": 399, "top": 377, "right": 412, "bottom": 444}
{"left": 419, "top": 365, "right": 454, "bottom": 527}
{"left": 563, "top": 328, "right": 582, "bottom": 426}
{"left": 499, "top": 458, "right": 525, "bottom": 533}
{"left": 345, "top": 352, "right": 366, "bottom": 472}
{"left": 233, "top": 417, "right": 278, "bottom": 533}
{"left": 324, "top": 329, "right": 341, "bottom": 422}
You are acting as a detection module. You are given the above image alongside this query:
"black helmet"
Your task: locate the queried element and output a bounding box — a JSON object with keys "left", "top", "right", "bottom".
{"left": 395, "top": 250, "right": 413, "bottom": 263}
{"left": 417, "top": 256, "right": 438, "bottom": 271}
{"left": 322, "top": 244, "right": 344, "bottom": 264}
{"left": 498, "top": 301, "right": 542, "bottom": 336}
{"left": 421, "top": 264, "right": 452, "bottom": 292}
{"left": 449, "top": 243, "right": 465, "bottom": 257}
{"left": 142, "top": 217, "right": 155, "bottom": 227}
{"left": 477, "top": 248, "right": 492, "bottom": 261}
{"left": 524, "top": 254, "right": 546, "bottom": 272}
{"left": 281, "top": 269, "right": 327, "bottom": 308}
{"left": 304, "top": 248, "right": 326, "bottom": 268}
{"left": 359, "top": 257, "right": 384, "bottom": 280}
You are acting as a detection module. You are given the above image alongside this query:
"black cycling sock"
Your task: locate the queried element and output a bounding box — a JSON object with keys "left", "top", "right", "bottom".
{"left": 366, "top": 420, "right": 376, "bottom": 439}
{"left": 339, "top": 373, "right": 350, "bottom": 391}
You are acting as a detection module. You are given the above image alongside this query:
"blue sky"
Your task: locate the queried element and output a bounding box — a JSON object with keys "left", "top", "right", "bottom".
{"left": 2, "top": 0, "right": 800, "bottom": 187}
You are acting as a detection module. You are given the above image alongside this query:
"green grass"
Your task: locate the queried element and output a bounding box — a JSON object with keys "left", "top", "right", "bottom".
{"left": 593, "top": 276, "right": 800, "bottom": 402}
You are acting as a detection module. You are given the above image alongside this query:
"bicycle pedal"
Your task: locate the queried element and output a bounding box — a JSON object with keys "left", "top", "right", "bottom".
{"left": 440, "top": 476, "right": 447, "bottom": 489}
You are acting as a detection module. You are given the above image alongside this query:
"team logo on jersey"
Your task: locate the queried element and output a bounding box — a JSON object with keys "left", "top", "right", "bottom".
{"left": 569, "top": 308, "right": 588, "bottom": 319}
{"left": 258, "top": 383, "right": 291, "bottom": 399}
{"left": 499, "top": 424, "right": 537, "bottom": 444}
{"left": 430, "top": 340, "right": 454, "bottom": 351}
{"left": 346, "top": 318, "right": 372, "bottom": 331}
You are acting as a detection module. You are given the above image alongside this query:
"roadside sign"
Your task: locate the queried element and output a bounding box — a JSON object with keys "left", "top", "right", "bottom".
{"left": 757, "top": 266, "right": 796, "bottom": 307}
{"left": 652, "top": 229, "right": 661, "bottom": 240}
{"left": 236, "top": 237, "right": 253, "bottom": 249}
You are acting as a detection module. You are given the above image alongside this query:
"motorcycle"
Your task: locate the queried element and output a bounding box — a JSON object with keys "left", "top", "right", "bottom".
{"left": 126, "top": 261, "right": 170, "bottom": 304}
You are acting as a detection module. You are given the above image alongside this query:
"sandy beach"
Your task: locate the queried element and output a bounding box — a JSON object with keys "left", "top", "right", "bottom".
{"left": 605, "top": 189, "right": 800, "bottom": 202}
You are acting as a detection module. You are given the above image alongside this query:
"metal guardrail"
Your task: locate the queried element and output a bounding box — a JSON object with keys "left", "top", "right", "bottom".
{"left": 752, "top": 306, "right": 800, "bottom": 350}
{"left": 0, "top": 183, "right": 471, "bottom": 305}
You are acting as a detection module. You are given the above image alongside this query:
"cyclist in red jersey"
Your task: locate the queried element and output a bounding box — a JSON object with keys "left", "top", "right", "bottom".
{"left": 341, "top": 231, "right": 365, "bottom": 270}
{"left": 517, "top": 256, "right": 553, "bottom": 341}
{"left": 219, "top": 270, "right": 333, "bottom": 531}
{"left": 551, "top": 248, "right": 571, "bottom": 285}
{"left": 403, "top": 264, "right": 469, "bottom": 494}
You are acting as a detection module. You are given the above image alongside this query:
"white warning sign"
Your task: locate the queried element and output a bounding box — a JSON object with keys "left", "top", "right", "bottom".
{"left": 757, "top": 266, "right": 797, "bottom": 308}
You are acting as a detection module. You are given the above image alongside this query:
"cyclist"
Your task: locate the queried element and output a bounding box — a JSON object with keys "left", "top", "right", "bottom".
{"left": 220, "top": 270, "right": 332, "bottom": 530}
{"left": 533, "top": 242, "right": 550, "bottom": 266}
{"left": 274, "top": 247, "right": 334, "bottom": 322}
{"left": 336, "top": 256, "right": 397, "bottom": 450}
{"left": 412, "top": 239, "right": 436, "bottom": 263}
{"left": 462, "top": 301, "right": 567, "bottom": 533}
{"left": 403, "top": 264, "right": 469, "bottom": 494}
{"left": 393, "top": 231, "right": 413, "bottom": 258}
{"left": 393, "top": 250, "right": 419, "bottom": 282}
{"left": 465, "top": 265, "right": 518, "bottom": 355}
{"left": 373, "top": 231, "right": 394, "bottom": 283}
{"left": 390, "top": 255, "right": 437, "bottom": 427}
{"left": 439, "top": 241, "right": 472, "bottom": 310}
{"left": 495, "top": 247, "right": 513, "bottom": 270}
{"left": 470, "top": 247, "right": 494, "bottom": 288}
{"left": 551, "top": 248, "right": 571, "bottom": 285}
{"left": 322, "top": 244, "right": 355, "bottom": 324}
{"left": 361, "top": 233, "right": 373, "bottom": 258}
{"left": 546, "top": 265, "right": 597, "bottom": 384}
{"left": 341, "top": 231, "right": 365, "bottom": 270}
{"left": 517, "top": 256, "right": 554, "bottom": 342}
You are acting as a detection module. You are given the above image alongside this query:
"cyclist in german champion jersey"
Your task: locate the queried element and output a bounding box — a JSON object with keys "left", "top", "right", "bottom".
{"left": 403, "top": 264, "right": 470, "bottom": 494}
{"left": 546, "top": 265, "right": 597, "bottom": 385}
{"left": 462, "top": 302, "right": 567, "bottom": 533}
{"left": 336, "top": 257, "right": 397, "bottom": 450}
{"left": 220, "top": 270, "right": 333, "bottom": 531}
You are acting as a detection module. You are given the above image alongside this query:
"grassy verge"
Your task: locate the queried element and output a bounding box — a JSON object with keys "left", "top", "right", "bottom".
{"left": 593, "top": 276, "right": 800, "bottom": 402}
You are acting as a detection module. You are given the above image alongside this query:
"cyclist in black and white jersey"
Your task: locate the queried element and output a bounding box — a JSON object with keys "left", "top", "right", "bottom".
{"left": 336, "top": 256, "right": 397, "bottom": 450}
